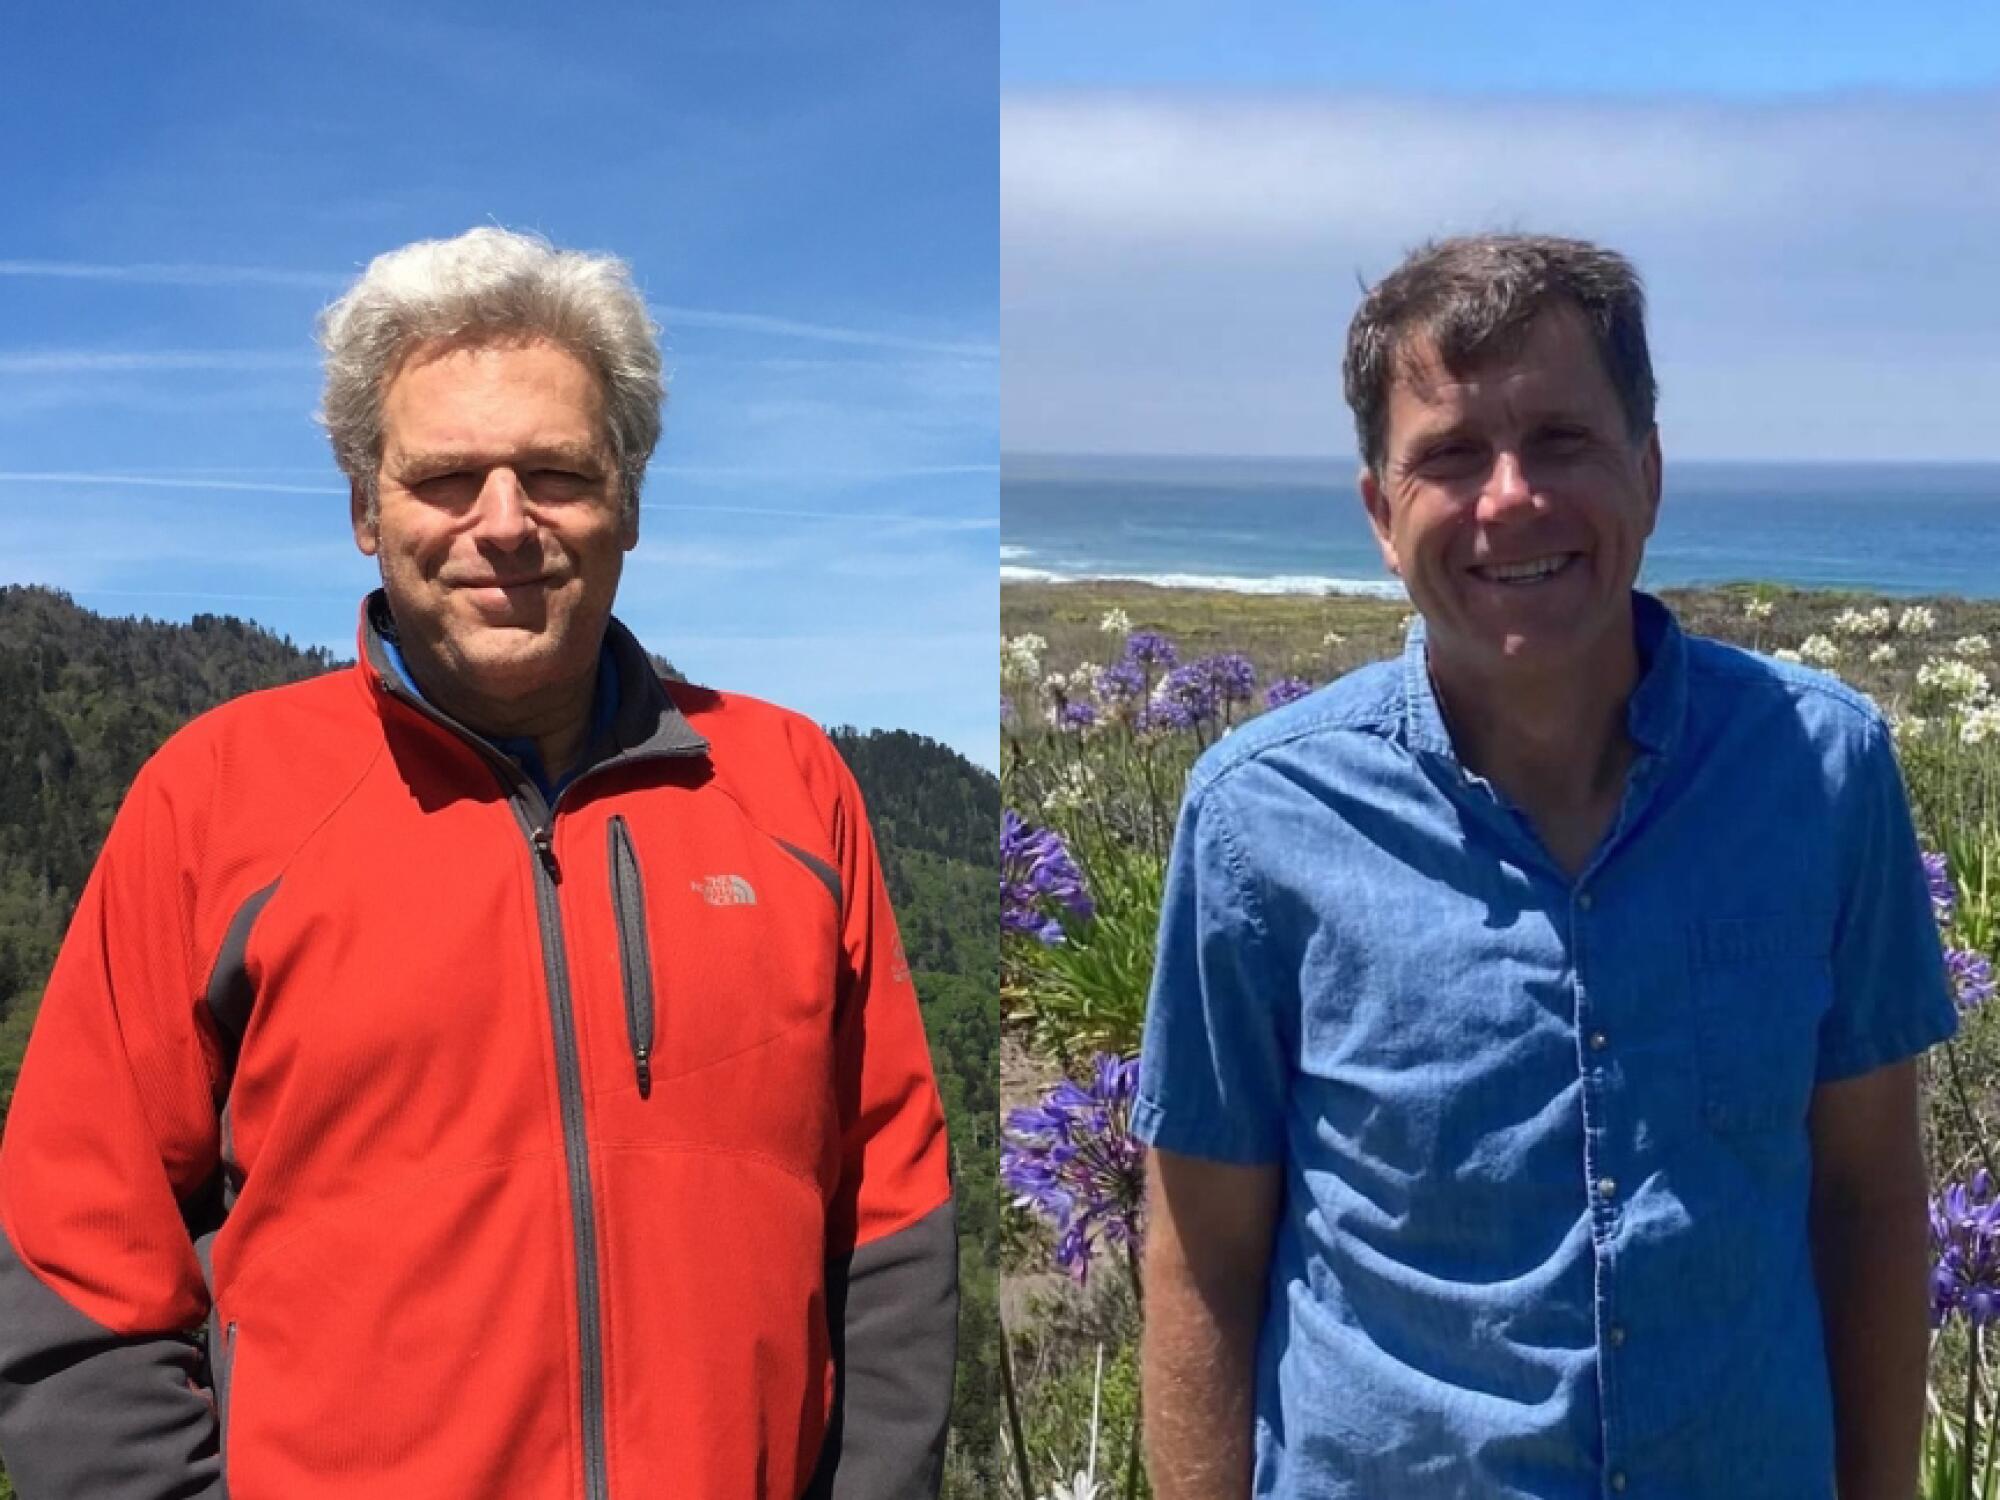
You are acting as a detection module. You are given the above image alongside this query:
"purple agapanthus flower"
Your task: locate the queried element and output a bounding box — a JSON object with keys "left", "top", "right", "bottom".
{"left": 1001, "top": 1052, "right": 1148, "bottom": 1283}
{"left": 1135, "top": 696, "right": 1195, "bottom": 734}
{"left": 1154, "top": 663, "right": 1219, "bottom": 726}
{"left": 1931, "top": 1170, "right": 2000, "bottom": 1327}
{"left": 1265, "top": 675, "right": 1313, "bottom": 710}
{"left": 1199, "top": 652, "right": 1257, "bottom": 706}
{"left": 1123, "top": 630, "right": 1179, "bottom": 670}
{"left": 1949, "top": 948, "right": 1998, "bottom": 1011}
{"left": 1094, "top": 660, "right": 1146, "bottom": 706}
{"left": 1925, "top": 851, "right": 1957, "bottom": 929}
{"left": 1001, "top": 810, "right": 1095, "bottom": 945}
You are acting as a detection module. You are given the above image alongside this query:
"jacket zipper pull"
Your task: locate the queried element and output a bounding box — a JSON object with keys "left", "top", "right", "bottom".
{"left": 634, "top": 1044, "right": 652, "bottom": 1100}
{"left": 532, "top": 827, "right": 562, "bottom": 882}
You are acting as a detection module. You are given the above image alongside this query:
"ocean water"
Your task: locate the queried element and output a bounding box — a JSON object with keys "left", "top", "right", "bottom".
{"left": 1001, "top": 456, "right": 2000, "bottom": 600}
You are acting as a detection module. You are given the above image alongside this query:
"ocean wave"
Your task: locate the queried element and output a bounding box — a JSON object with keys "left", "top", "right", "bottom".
{"left": 1000, "top": 566, "right": 1407, "bottom": 599}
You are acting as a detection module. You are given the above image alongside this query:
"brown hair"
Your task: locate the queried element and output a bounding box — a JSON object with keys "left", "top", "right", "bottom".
{"left": 1343, "top": 233, "right": 1656, "bottom": 473}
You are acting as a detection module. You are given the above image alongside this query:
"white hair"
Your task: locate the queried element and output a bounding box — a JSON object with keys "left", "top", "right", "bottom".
{"left": 318, "top": 226, "right": 663, "bottom": 521}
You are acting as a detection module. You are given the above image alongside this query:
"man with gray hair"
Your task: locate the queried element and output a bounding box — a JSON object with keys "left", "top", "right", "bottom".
{"left": 1137, "top": 234, "right": 1952, "bottom": 1498}
{"left": 0, "top": 227, "right": 958, "bottom": 1499}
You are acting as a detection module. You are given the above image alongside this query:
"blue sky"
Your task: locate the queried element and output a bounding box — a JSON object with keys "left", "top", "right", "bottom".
{"left": 1003, "top": 3, "right": 2000, "bottom": 462}
{"left": 2, "top": 2, "right": 998, "bottom": 769}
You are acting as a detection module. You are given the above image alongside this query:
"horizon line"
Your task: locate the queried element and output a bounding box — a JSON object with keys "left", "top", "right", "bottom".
{"left": 1001, "top": 449, "right": 2000, "bottom": 468}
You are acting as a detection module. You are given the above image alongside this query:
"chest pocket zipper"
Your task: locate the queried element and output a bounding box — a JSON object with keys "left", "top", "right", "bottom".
{"left": 607, "top": 815, "right": 657, "bottom": 1099}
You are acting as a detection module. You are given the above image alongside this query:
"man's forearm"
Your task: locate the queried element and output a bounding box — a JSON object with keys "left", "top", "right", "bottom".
{"left": 1141, "top": 1253, "right": 1264, "bottom": 1500}
{"left": 1813, "top": 1191, "right": 1929, "bottom": 1500}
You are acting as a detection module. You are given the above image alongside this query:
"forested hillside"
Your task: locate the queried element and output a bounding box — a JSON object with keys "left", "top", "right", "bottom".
{"left": 0, "top": 585, "right": 999, "bottom": 1494}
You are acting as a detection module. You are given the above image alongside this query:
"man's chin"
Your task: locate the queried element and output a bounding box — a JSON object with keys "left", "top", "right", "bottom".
{"left": 438, "top": 637, "right": 582, "bottom": 698}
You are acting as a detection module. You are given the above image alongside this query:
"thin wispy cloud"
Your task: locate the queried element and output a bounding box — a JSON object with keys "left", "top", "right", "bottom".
{"left": 0, "top": 470, "right": 339, "bottom": 495}
{"left": 0, "top": 258, "right": 991, "bottom": 360}
{"left": 644, "top": 500, "right": 997, "bottom": 529}
{"left": 0, "top": 259, "right": 344, "bottom": 290}
{"left": 655, "top": 463, "right": 998, "bottom": 482}
{"left": 657, "top": 304, "right": 996, "bottom": 361}
{"left": 0, "top": 350, "right": 315, "bottom": 374}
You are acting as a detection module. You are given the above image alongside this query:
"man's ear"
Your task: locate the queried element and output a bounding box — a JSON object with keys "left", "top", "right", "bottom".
{"left": 1639, "top": 427, "right": 1663, "bottom": 540}
{"left": 1358, "top": 466, "right": 1402, "bottom": 576}
{"left": 620, "top": 492, "right": 640, "bottom": 551}
{"left": 350, "top": 481, "right": 378, "bottom": 556}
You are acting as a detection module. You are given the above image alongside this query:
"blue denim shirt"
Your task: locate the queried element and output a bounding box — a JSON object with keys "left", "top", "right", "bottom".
{"left": 1135, "top": 594, "right": 1956, "bottom": 1499}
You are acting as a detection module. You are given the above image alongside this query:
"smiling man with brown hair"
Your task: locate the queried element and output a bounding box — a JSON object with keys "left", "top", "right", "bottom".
{"left": 0, "top": 227, "right": 957, "bottom": 1499}
{"left": 1137, "top": 233, "right": 1953, "bottom": 1499}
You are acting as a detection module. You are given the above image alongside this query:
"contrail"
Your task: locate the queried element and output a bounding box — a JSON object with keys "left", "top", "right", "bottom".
{"left": 0, "top": 350, "right": 313, "bottom": 374}
{"left": 654, "top": 305, "right": 996, "bottom": 361}
{"left": 0, "top": 258, "right": 993, "bottom": 359}
{"left": 0, "top": 471, "right": 339, "bottom": 495}
{"left": 0, "top": 259, "right": 343, "bottom": 290}
{"left": 642, "top": 501, "right": 996, "bottom": 527}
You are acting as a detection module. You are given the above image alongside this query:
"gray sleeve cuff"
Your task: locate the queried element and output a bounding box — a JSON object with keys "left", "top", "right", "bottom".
{"left": 804, "top": 1197, "right": 959, "bottom": 1500}
{"left": 0, "top": 1230, "right": 224, "bottom": 1499}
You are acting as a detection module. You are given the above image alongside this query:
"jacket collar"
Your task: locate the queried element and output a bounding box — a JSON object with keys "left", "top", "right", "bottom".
{"left": 356, "top": 590, "right": 708, "bottom": 780}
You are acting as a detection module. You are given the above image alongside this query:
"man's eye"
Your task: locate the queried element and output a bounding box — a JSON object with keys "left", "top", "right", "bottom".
{"left": 1416, "top": 442, "right": 1482, "bottom": 474}
{"left": 1531, "top": 428, "right": 1591, "bottom": 454}
{"left": 414, "top": 471, "right": 477, "bottom": 497}
{"left": 527, "top": 469, "right": 595, "bottom": 496}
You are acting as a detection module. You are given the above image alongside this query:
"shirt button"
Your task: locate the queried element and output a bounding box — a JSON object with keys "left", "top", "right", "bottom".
{"left": 1597, "top": 1177, "right": 1618, "bottom": 1200}
{"left": 1589, "top": 1031, "right": 1609, "bottom": 1051}
{"left": 1611, "top": 1472, "right": 1627, "bottom": 1493}
{"left": 1609, "top": 1324, "right": 1627, "bottom": 1347}
{"left": 1577, "top": 891, "right": 1595, "bottom": 910}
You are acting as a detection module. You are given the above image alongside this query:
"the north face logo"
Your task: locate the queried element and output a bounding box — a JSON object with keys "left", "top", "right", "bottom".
{"left": 691, "top": 874, "right": 757, "bottom": 907}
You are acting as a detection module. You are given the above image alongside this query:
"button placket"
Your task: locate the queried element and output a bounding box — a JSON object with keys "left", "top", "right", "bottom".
{"left": 1571, "top": 891, "right": 1629, "bottom": 1491}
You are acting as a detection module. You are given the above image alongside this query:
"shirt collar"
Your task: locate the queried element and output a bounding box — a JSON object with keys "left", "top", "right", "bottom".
{"left": 1400, "top": 590, "right": 1688, "bottom": 769}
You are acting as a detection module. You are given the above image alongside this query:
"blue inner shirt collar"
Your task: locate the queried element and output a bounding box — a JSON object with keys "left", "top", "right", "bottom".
{"left": 1399, "top": 590, "right": 1689, "bottom": 767}
{"left": 378, "top": 631, "right": 622, "bottom": 803}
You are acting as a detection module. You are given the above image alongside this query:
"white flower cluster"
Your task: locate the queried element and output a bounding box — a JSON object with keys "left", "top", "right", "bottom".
{"left": 1797, "top": 635, "right": 1842, "bottom": 667}
{"left": 1963, "top": 704, "right": 2000, "bottom": 748}
{"left": 1322, "top": 631, "right": 1347, "bottom": 649}
{"left": 1771, "top": 648, "right": 1803, "bottom": 664}
{"left": 1890, "top": 711, "right": 1930, "bottom": 745}
{"left": 1743, "top": 597, "right": 1775, "bottom": 622}
{"left": 1098, "top": 609, "right": 1132, "bottom": 637}
{"left": 1002, "top": 634, "right": 1047, "bottom": 686}
{"left": 1832, "top": 606, "right": 1893, "bottom": 638}
{"left": 1917, "top": 657, "right": 1992, "bottom": 705}
{"left": 1899, "top": 605, "right": 1939, "bottom": 635}
{"left": 1954, "top": 634, "right": 1992, "bottom": 658}
{"left": 1041, "top": 759, "right": 1100, "bottom": 812}
{"left": 1869, "top": 644, "right": 1899, "bottom": 665}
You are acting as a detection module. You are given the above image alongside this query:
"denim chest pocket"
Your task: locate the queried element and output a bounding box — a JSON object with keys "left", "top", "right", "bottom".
{"left": 1688, "top": 918, "right": 1832, "bottom": 1136}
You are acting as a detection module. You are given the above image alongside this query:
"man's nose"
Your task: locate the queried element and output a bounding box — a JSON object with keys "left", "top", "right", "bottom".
{"left": 468, "top": 468, "right": 536, "bottom": 546}
{"left": 1475, "top": 449, "right": 1538, "bottom": 523}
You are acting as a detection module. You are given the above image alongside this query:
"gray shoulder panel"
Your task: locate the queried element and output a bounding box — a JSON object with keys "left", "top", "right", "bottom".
{"left": 804, "top": 1197, "right": 959, "bottom": 1500}
{"left": 776, "top": 838, "right": 843, "bottom": 911}
{"left": 203, "top": 879, "right": 279, "bottom": 1081}
{"left": 0, "top": 1230, "right": 224, "bottom": 1497}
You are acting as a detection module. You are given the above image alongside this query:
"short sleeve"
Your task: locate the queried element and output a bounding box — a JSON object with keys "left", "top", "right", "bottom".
{"left": 1818, "top": 718, "right": 1958, "bottom": 1082}
{"left": 1133, "top": 776, "right": 1290, "bottom": 1164}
